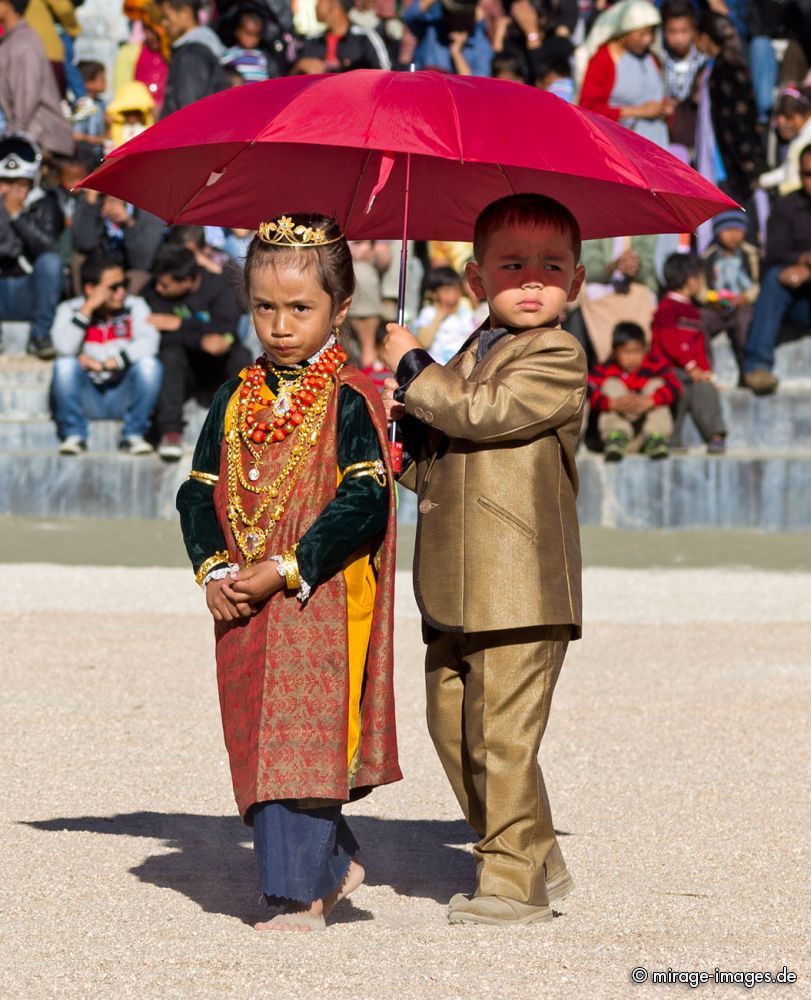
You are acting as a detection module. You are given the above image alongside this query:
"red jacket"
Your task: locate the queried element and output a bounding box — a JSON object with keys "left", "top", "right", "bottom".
{"left": 579, "top": 46, "right": 621, "bottom": 121}
{"left": 588, "top": 354, "right": 682, "bottom": 412}
{"left": 650, "top": 292, "right": 712, "bottom": 371}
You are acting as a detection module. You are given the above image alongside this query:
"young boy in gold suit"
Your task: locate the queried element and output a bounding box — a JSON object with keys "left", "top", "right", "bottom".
{"left": 382, "top": 194, "right": 587, "bottom": 926}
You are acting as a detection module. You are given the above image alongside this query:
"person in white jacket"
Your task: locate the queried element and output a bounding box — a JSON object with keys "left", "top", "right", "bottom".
{"left": 51, "top": 251, "right": 162, "bottom": 454}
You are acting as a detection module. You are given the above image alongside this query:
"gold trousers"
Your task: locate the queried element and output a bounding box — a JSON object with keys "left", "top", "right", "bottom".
{"left": 425, "top": 625, "right": 571, "bottom": 907}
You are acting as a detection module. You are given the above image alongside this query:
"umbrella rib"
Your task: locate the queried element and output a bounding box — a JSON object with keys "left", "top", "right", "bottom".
{"left": 344, "top": 149, "right": 374, "bottom": 228}
{"left": 439, "top": 74, "right": 464, "bottom": 161}
{"left": 169, "top": 141, "right": 258, "bottom": 223}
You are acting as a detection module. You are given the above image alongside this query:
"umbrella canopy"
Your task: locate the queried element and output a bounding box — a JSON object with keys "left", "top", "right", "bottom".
{"left": 80, "top": 69, "right": 735, "bottom": 239}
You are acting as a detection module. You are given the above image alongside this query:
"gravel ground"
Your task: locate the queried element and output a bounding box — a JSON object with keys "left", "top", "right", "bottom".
{"left": 1, "top": 565, "right": 809, "bottom": 1000}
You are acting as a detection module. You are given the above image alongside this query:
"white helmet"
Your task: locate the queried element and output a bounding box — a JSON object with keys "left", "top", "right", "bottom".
{"left": 0, "top": 131, "right": 42, "bottom": 183}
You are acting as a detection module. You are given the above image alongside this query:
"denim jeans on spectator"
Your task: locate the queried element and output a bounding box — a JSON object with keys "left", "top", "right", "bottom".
{"left": 52, "top": 356, "right": 163, "bottom": 440}
{"left": 744, "top": 265, "right": 811, "bottom": 373}
{"left": 749, "top": 37, "right": 778, "bottom": 124}
{"left": 0, "top": 252, "right": 63, "bottom": 344}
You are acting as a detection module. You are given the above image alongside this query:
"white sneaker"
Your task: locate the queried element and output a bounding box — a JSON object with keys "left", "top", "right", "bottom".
{"left": 59, "top": 435, "right": 86, "bottom": 455}
{"left": 120, "top": 435, "right": 154, "bottom": 456}
{"left": 158, "top": 433, "right": 183, "bottom": 462}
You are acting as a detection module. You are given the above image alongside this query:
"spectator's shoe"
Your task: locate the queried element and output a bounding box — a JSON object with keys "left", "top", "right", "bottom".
{"left": 27, "top": 337, "right": 56, "bottom": 361}
{"left": 158, "top": 432, "right": 184, "bottom": 462}
{"left": 742, "top": 370, "right": 779, "bottom": 395}
{"left": 643, "top": 434, "right": 670, "bottom": 460}
{"left": 120, "top": 436, "right": 154, "bottom": 456}
{"left": 603, "top": 432, "right": 628, "bottom": 463}
{"left": 707, "top": 434, "right": 727, "bottom": 456}
{"left": 59, "top": 436, "right": 86, "bottom": 456}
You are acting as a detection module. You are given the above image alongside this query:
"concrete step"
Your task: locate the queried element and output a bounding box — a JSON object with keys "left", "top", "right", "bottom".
{"left": 2, "top": 449, "right": 810, "bottom": 530}
{"left": 3, "top": 385, "right": 810, "bottom": 452}
{"left": 712, "top": 330, "right": 811, "bottom": 385}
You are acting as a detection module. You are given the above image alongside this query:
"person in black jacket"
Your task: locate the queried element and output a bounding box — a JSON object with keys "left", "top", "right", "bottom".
{"left": 299, "top": 0, "right": 391, "bottom": 71}
{"left": 0, "top": 131, "right": 63, "bottom": 359}
{"left": 71, "top": 190, "right": 165, "bottom": 294}
{"left": 742, "top": 144, "right": 811, "bottom": 395}
{"left": 159, "top": 0, "right": 229, "bottom": 119}
{"left": 143, "top": 244, "right": 251, "bottom": 460}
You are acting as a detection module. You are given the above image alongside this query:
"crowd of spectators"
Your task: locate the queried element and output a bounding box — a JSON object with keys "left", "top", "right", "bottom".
{"left": 0, "top": 0, "right": 809, "bottom": 461}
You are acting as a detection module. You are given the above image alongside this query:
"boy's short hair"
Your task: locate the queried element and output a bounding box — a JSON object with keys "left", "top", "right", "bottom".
{"left": 491, "top": 55, "right": 525, "bottom": 81}
{"left": 81, "top": 252, "right": 122, "bottom": 288}
{"left": 661, "top": 0, "right": 696, "bottom": 25}
{"left": 425, "top": 265, "right": 462, "bottom": 293}
{"left": 161, "top": 0, "right": 204, "bottom": 13}
{"left": 473, "top": 193, "right": 582, "bottom": 263}
{"left": 663, "top": 252, "right": 701, "bottom": 292}
{"left": 611, "top": 321, "right": 646, "bottom": 349}
{"left": 78, "top": 60, "right": 105, "bottom": 83}
{"left": 153, "top": 244, "right": 199, "bottom": 282}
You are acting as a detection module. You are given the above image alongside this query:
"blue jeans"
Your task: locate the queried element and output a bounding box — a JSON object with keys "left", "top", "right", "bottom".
{"left": 252, "top": 800, "right": 358, "bottom": 905}
{"left": 750, "top": 37, "right": 778, "bottom": 124}
{"left": 51, "top": 355, "right": 163, "bottom": 440}
{"left": 0, "top": 252, "right": 63, "bottom": 343}
{"left": 744, "top": 265, "right": 811, "bottom": 373}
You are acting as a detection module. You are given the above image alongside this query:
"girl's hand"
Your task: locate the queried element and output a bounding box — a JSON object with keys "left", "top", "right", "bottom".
{"left": 206, "top": 578, "right": 254, "bottom": 622}
{"left": 222, "top": 562, "right": 286, "bottom": 605}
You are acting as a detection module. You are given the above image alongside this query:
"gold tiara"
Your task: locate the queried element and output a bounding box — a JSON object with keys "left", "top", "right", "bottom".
{"left": 257, "top": 216, "right": 342, "bottom": 247}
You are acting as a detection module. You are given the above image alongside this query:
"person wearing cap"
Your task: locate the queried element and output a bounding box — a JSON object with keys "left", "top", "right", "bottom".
{"left": 300, "top": 0, "right": 391, "bottom": 71}
{"left": 742, "top": 144, "right": 811, "bottom": 396}
{"left": 578, "top": 0, "right": 673, "bottom": 149}
{"left": 0, "top": 0, "right": 74, "bottom": 158}
{"left": 0, "top": 131, "right": 64, "bottom": 360}
{"left": 759, "top": 86, "right": 811, "bottom": 197}
{"left": 403, "top": 0, "right": 492, "bottom": 77}
{"left": 697, "top": 209, "right": 760, "bottom": 381}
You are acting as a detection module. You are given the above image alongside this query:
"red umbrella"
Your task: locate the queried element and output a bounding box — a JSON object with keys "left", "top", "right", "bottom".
{"left": 81, "top": 68, "right": 735, "bottom": 241}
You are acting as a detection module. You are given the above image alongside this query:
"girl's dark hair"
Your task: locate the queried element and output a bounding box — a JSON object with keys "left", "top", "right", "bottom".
{"left": 697, "top": 12, "right": 743, "bottom": 65}
{"left": 244, "top": 213, "right": 355, "bottom": 321}
{"left": 775, "top": 85, "right": 810, "bottom": 118}
{"left": 425, "top": 266, "right": 463, "bottom": 293}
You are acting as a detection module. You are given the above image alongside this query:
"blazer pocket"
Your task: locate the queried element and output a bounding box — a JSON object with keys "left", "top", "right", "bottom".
{"left": 476, "top": 496, "right": 536, "bottom": 540}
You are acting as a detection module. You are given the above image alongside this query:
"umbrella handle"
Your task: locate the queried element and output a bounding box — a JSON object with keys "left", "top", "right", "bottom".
{"left": 388, "top": 152, "right": 412, "bottom": 475}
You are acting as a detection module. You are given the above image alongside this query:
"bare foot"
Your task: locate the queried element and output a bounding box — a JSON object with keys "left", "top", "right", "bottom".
{"left": 323, "top": 859, "right": 366, "bottom": 919}
{"left": 254, "top": 899, "right": 325, "bottom": 932}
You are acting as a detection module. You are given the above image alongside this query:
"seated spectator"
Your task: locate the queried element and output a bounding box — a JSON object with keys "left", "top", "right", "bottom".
{"left": 588, "top": 321, "right": 681, "bottom": 462}
{"left": 403, "top": 0, "right": 490, "bottom": 76}
{"left": 651, "top": 253, "right": 727, "bottom": 454}
{"left": 660, "top": 0, "right": 704, "bottom": 150}
{"left": 51, "top": 252, "right": 162, "bottom": 455}
{"left": 698, "top": 210, "right": 759, "bottom": 381}
{"left": 107, "top": 80, "right": 156, "bottom": 149}
{"left": 578, "top": 0, "right": 672, "bottom": 148}
{"left": 574, "top": 234, "right": 659, "bottom": 364}
{"left": 143, "top": 244, "right": 250, "bottom": 461}
{"left": 492, "top": 0, "right": 574, "bottom": 88}
{"left": 72, "top": 60, "right": 108, "bottom": 170}
{"left": 348, "top": 239, "right": 390, "bottom": 367}
{"left": 743, "top": 144, "right": 811, "bottom": 396}
{"left": 759, "top": 85, "right": 811, "bottom": 196}
{"left": 413, "top": 265, "right": 475, "bottom": 363}
{"left": 535, "top": 50, "right": 575, "bottom": 103}
{"left": 299, "top": 0, "right": 391, "bottom": 72}
{"left": 159, "top": 0, "right": 229, "bottom": 119}
{"left": 72, "top": 189, "right": 165, "bottom": 294}
{"left": 214, "top": 0, "right": 295, "bottom": 80}
{"left": 220, "top": 6, "right": 270, "bottom": 83}
{"left": 166, "top": 224, "right": 229, "bottom": 275}
{"left": 0, "top": 0, "right": 74, "bottom": 158}
{"left": 0, "top": 131, "right": 63, "bottom": 359}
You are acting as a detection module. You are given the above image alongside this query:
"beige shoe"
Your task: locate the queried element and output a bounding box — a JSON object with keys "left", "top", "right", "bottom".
{"left": 448, "top": 894, "right": 553, "bottom": 926}
{"left": 742, "top": 370, "right": 779, "bottom": 395}
{"left": 448, "top": 867, "right": 575, "bottom": 912}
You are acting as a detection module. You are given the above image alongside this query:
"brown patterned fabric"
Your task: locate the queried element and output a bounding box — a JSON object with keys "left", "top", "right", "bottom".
{"left": 212, "top": 366, "right": 401, "bottom": 821}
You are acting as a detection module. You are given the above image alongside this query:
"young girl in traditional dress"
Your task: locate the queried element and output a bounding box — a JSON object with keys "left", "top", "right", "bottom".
{"left": 177, "top": 213, "right": 401, "bottom": 932}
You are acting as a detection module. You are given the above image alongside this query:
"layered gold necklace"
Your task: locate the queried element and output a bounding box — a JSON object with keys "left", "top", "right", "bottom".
{"left": 226, "top": 342, "right": 348, "bottom": 563}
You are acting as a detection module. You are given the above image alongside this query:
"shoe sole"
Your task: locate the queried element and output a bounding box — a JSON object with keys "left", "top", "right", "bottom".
{"left": 448, "top": 871, "right": 575, "bottom": 914}
{"left": 448, "top": 905, "right": 553, "bottom": 926}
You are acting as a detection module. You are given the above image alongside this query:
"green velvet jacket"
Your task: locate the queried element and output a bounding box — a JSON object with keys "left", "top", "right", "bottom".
{"left": 176, "top": 367, "right": 388, "bottom": 590}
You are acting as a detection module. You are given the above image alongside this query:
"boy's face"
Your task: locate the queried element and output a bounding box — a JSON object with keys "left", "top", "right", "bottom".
{"left": 86, "top": 72, "right": 106, "bottom": 96}
{"left": 775, "top": 111, "right": 806, "bottom": 142}
{"left": 716, "top": 226, "right": 745, "bottom": 251}
{"left": 684, "top": 273, "right": 702, "bottom": 298}
{"left": 87, "top": 266, "right": 127, "bottom": 312}
{"left": 235, "top": 14, "right": 263, "bottom": 49}
{"left": 466, "top": 222, "right": 584, "bottom": 331}
{"left": 663, "top": 16, "right": 694, "bottom": 58}
{"left": 433, "top": 283, "right": 461, "bottom": 310}
{"left": 614, "top": 341, "right": 645, "bottom": 373}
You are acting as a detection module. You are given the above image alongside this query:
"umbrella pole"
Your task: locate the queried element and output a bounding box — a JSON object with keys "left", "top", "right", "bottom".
{"left": 388, "top": 151, "right": 412, "bottom": 470}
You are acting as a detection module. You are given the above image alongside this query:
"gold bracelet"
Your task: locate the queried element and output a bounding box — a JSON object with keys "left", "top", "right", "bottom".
{"left": 280, "top": 545, "right": 301, "bottom": 590}
{"left": 342, "top": 459, "right": 387, "bottom": 488}
{"left": 188, "top": 470, "right": 219, "bottom": 486}
{"left": 195, "top": 550, "right": 230, "bottom": 587}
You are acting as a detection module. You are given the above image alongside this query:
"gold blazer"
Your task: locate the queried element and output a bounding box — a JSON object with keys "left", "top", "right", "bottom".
{"left": 400, "top": 325, "right": 587, "bottom": 635}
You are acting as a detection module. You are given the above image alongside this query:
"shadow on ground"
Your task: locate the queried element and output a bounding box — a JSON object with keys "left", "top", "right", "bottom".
{"left": 24, "top": 813, "right": 481, "bottom": 925}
